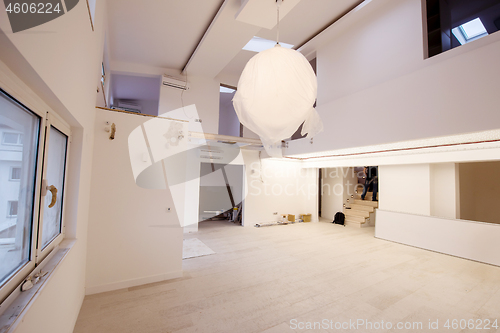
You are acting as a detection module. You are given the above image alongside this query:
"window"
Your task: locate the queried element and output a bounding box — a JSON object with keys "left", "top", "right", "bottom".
{"left": 0, "top": 89, "right": 70, "bottom": 304}
{"left": 460, "top": 18, "right": 488, "bottom": 39}
{"left": 220, "top": 86, "right": 235, "bottom": 94}
{"left": 0, "top": 90, "right": 39, "bottom": 299}
{"left": 425, "top": 0, "right": 500, "bottom": 58}
{"left": 2, "top": 132, "right": 22, "bottom": 145}
{"left": 101, "top": 62, "right": 105, "bottom": 85}
{"left": 219, "top": 85, "right": 241, "bottom": 137}
{"left": 452, "top": 18, "right": 489, "bottom": 45}
{"left": 40, "top": 126, "right": 68, "bottom": 249}
{"left": 7, "top": 201, "right": 18, "bottom": 217}
{"left": 9, "top": 167, "right": 21, "bottom": 181}
{"left": 86, "top": 0, "right": 96, "bottom": 30}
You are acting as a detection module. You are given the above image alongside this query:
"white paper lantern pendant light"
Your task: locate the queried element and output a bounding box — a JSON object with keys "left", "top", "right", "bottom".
{"left": 233, "top": 0, "right": 323, "bottom": 156}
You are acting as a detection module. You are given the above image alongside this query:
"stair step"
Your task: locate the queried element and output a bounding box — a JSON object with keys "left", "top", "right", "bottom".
{"left": 345, "top": 219, "right": 365, "bottom": 228}
{"left": 345, "top": 209, "right": 370, "bottom": 222}
{"left": 353, "top": 199, "right": 378, "bottom": 207}
{"left": 349, "top": 204, "right": 374, "bottom": 212}
{"left": 353, "top": 186, "right": 376, "bottom": 193}
{"left": 343, "top": 213, "right": 365, "bottom": 223}
{"left": 354, "top": 190, "right": 366, "bottom": 195}
{"left": 346, "top": 210, "right": 369, "bottom": 218}
{"left": 354, "top": 195, "right": 377, "bottom": 200}
{"left": 354, "top": 185, "right": 365, "bottom": 192}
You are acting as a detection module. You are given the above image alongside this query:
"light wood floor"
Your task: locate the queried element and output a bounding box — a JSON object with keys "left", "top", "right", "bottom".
{"left": 74, "top": 221, "right": 500, "bottom": 333}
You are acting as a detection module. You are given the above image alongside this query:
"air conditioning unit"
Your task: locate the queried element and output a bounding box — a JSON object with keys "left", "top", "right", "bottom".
{"left": 162, "top": 75, "right": 189, "bottom": 90}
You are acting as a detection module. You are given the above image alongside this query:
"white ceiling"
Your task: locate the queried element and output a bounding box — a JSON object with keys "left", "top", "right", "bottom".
{"left": 106, "top": 0, "right": 362, "bottom": 84}
{"left": 107, "top": 0, "right": 224, "bottom": 69}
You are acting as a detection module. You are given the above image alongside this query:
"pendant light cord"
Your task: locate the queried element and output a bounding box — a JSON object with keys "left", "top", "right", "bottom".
{"left": 276, "top": 0, "right": 281, "bottom": 45}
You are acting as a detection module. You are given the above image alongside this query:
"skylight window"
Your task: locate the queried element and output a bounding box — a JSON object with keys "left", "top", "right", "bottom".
{"left": 243, "top": 36, "right": 294, "bottom": 53}
{"left": 220, "top": 86, "right": 236, "bottom": 94}
{"left": 452, "top": 18, "right": 488, "bottom": 45}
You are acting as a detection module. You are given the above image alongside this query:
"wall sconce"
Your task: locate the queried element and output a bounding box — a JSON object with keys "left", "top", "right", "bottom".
{"left": 105, "top": 122, "right": 116, "bottom": 140}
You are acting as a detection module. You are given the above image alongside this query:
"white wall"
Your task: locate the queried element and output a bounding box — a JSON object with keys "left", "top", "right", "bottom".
{"left": 182, "top": 148, "right": 202, "bottom": 234}
{"left": 320, "top": 167, "right": 359, "bottom": 220}
{"left": 141, "top": 99, "right": 160, "bottom": 117}
{"left": 430, "top": 163, "right": 459, "bottom": 219}
{"left": 160, "top": 74, "right": 219, "bottom": 134}
{"left": 86, "top": 110, "right": 183, "bottom": 294}
{"left": 242, "top": 151, "right": 318, "bottom": 226}
{"left": 321, "top": 168, "right": 344, "bottom": 220}
{"left": 376, "top": 210, "right": 500, "bottom": 267}
{"left": 379, "top": 164, "right": 431, "bottom": 215}
{"left": 289, "top": 0, "right": 500, "bottom": 155}
{"left": 343, "top": 167, "right": 358, "bottom": 210}
{"left": 376, "top": 162, "right": 482, "bottom": 221}
{"left": 0, "top": 0, "right": 106, "bottom": 330}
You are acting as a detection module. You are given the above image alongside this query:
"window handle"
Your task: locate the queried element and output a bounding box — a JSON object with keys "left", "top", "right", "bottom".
{"left": 47, "top": 185, "right": 58, "bottom": 208}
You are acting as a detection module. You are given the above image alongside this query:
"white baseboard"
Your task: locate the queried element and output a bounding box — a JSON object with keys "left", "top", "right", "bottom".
{"left": 85, "top": 271, "right": 183, "bottom": 295}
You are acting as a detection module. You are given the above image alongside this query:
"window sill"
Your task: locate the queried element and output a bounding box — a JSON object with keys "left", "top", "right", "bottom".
{"left": 0, "top": 239, "right": 76, "bottom": 333}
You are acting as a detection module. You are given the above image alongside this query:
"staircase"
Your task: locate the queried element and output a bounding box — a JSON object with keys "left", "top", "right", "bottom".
{"left": 344, "top": 187, "right": 378, "bottom": 228}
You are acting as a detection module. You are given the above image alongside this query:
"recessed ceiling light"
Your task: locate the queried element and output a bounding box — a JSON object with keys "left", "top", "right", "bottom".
{"left": 452, "top": 18, "right": 488, "bottom": 45}
{"left": 242, "top": 36, "right": 294, "bottom": 53}
{"left": 220, "top": 86, "right": 235, "bottom": 93}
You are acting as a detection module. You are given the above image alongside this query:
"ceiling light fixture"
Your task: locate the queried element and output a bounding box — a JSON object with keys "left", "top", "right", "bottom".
{"left": 233, "top": 0, "right": 323, "bottom": 157}
{"left": 243, "top": 36, "right": 294, "bottom": 53}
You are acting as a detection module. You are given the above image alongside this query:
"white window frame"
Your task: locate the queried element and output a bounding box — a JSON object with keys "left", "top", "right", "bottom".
{"left": 35, "top": 112, "right": 70, "bottom": 263}
{"left": 0, "top": 91, "right": 46, "bottom": 304}
{"left": 0, "top": 90, "right": 70, "bottom": 305}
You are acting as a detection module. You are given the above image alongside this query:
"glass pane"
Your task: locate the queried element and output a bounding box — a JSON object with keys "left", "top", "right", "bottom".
{"left": 461, "top": 18, "right": 487, "bottom": 39}
{"left": 41, "top": 126, "right": 67, "bottom": 249}
{"left": 3, "top": 133, "right": 20, "bottom": 145}
{"left": 11, "top": 167, "right": 21, "bottom": 180}
{"left": 0, "top": 90, "right": 39, "bottom": 287}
